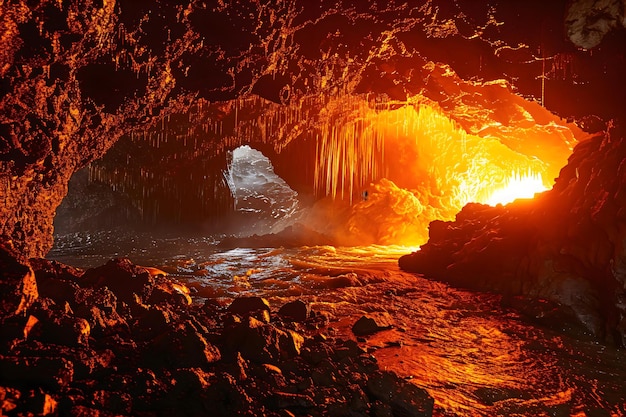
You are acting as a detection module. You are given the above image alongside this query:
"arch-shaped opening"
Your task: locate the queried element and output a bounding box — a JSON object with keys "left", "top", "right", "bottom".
{"left": 224, "top": 145, "right": 301, "bottom": 235}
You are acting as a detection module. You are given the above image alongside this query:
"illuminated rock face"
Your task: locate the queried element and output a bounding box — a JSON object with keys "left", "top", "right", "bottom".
{"left": 0, "top": 0, "right": 624, "bottom": 259}
{"left": 400, "top": 123, "right": 626, "bottom": 345}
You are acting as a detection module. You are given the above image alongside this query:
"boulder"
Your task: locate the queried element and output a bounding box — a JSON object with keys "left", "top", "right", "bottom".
{"left": 228, "top": 297, "right": 271, "bottom": 318}
{"left": 222, "top": 316, "right": 304, "bottom": 363}
{"left": 147, "top": 277, "right": 192, "bottom": 306}
{"left": 0, "top": 386, "right": 20, "bottom": 415}
{"left": 352, "top": 313, "right": 394, "bottom": 336}
{"left": 278, "top": 300, "right": 309, "bottom": 322}
{"left": 80, "top": 258, "right": 155, "bottom": 304}
{"left": 30, "top": 259, "right": 83, "bottom": 306}
{"left": 12, "top": 341, "right": 114, "bottom": 381}
{"left": 143, "top": 320, "right": 221, "bottom": 368}
{"left": 73, "top": 287, "right": 129, "bottom": 338}
{"left": 22, "top": 388, "right": 58, "bottom": 416}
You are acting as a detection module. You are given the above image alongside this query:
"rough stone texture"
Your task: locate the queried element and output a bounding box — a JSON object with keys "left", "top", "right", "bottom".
{"left": 352, "top": 313, "right": 394, "bottom": 337}
{"left": 0, "top": 240, "right": 38, "bottom": 318}
{"left": 1, "top": 1, "right": 623, "bottom": 258}
{"left": 278, "top": 300, "right": 310, "bottom": 323}
{"left": 0, "top": 251, "right": 435, "bottom": 416}
{"left": 80, "top": 258, "right": 155, "bottom": 304}
{"left": 401, "top": 122, "right": 626, "bottom": 345}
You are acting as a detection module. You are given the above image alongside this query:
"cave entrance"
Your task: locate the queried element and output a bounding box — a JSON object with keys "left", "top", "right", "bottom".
{"left": 225, "top": 145, "right": 301, "bottom": 235}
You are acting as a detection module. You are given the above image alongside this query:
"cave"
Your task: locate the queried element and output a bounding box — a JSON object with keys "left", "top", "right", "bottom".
{"left": 1, "top": 1, "right": 625, "bottom": 416}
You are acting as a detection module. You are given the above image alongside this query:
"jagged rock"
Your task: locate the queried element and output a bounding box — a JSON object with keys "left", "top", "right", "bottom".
{"left": 0, "top": 356, "right": 74, "bottom": 390}
{"left": 73, "top": 287, "right": 129, "bottom": 338}
{"left": 278, "top": 300, "right": 309, "bottom": 322}
{"left": 203, "top": 373, "right": 254, "bottom": 416}
{"left": 81, "top": 258, "right": 155, "bottom": 304}
{"left": 147, "top": 277, "right": 192, "bottom": 307}
{"left": 228, "top": 296, "right": 271, "bottom": 318}
{"left": 352, "top": 313, "right": 394, "bottom": 336}
{"left": 13, "top": 341, "right": 114, "bottom": 381}
{"left": 30, "top": 259, "right": 83, "bottom": 306}
{"left": 311, "top": 360, "right": 337, "bottom": 386}
{"left": 301, "top": 340, "right": 334, "bottom": 366}
{"left": 251, "top": 363, "right": 285, "bottom": 388}
{"left": 371, "top": 401, "right": 394, "bottom": 417}
{"left": 171, "top": 368, "right": 212, "bottom": 395}
{"left": 366, "top": 371, "right": 434, "bottom": 417}
{"left": 222, "top": 316, "right": 304, "bottom": 363}
{"left": 0, "top": 240, "right": 38, "bottom": 318}
{"left": 143, "top": 320, "right": 221, "bottom": 369}
{"left": 28, "top": 299, "right": 91, "bottom": 347}
{"left": 332, "top": 339, "right": 368, "bottom": 361}
{"left": 400, "top": 126, "right": 626, "bottom": 344}
{"left": 90, "top": 390, "right": 132, "bottom": 415}
{"left": 133, "top": 305, "right": 173, "bottom": 341}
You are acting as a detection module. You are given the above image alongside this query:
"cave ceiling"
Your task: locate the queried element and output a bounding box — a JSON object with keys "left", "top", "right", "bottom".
{"left": 0, "top": 0, "right": 625, "bottom": 257}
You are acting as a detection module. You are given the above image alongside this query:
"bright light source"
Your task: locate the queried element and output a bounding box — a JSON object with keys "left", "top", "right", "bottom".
{"left": 484, "top": 171, "right": 549, "bottom": 206}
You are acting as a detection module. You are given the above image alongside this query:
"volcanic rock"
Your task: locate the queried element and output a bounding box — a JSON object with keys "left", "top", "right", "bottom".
{"left": 81, "top": 258, "right": 155, "bottom": 305}
{"left": 73, "top": 287, "right": 129, "bottom": 338}
{"left": 352, "top": 313, "right": 394, "bottom": 336}
{"left": 228, "top": 296, "right": 272, "bottom": 323}
{"left": 0, "top": 253, "right": 440, "bottom": 416}
{"left": 222, "top": 316, "right": 304, "bottom": 364}
{"left": 22, "top": 388, "right": 57, "bottom": 416}
{"left": 147, "top": 277, "right": 193, "bottom": 307}
{"left": 278, "top": 300, "right": 309, "bottom": 322}
{"left": 143, "top": 320, "right": 221, "bottom": 369}
{"left": 28, "top": 299, "right": 91, "bottom": 347}
{"left": 0, "top": 240, "right": 38, "bottom": 318}
{"left": 30, "top": 259, "right": 83, "bottom": 305}
{"left": 270, "top": 391, "right": 315, "bottom": 410}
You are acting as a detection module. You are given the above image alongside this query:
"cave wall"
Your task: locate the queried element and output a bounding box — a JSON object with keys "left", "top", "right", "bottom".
{"left": 1, "top": 0, "right": 625, "bottom": 258}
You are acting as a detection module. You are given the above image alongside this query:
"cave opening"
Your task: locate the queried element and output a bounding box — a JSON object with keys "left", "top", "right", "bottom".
{"left": 224, "top": 145, "right": 302, "bottom": 236}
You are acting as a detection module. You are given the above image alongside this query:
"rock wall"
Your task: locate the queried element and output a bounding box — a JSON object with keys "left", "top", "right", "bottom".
{"left": 1, "top": 0, "right": 624, "bottom": 258}
{"left": 400, "top": 122, "right": 626, "bottom": 345}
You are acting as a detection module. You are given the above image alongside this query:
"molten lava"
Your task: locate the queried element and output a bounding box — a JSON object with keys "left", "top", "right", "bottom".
{"left": 483, "top": 171, "right": 549, "bottom": 206}
{"left": 305, "top": 89, "right": 581, "bottom": 246}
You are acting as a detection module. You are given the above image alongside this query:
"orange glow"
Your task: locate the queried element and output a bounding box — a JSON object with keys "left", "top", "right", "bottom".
{"left": 483, "top": 171, "right": 549, "bottom": 206}
{"left": 304, "top": 91, "right": 580, "bottom": 246}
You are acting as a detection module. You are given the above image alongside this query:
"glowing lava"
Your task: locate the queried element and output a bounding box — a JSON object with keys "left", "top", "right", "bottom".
{"left": 484, "top": 171, "right": 549, "bottom": 206}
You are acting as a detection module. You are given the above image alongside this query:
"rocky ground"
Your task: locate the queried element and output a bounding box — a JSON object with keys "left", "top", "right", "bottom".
{"left": 0, "top": 239, "right": 433, "bottom": 417}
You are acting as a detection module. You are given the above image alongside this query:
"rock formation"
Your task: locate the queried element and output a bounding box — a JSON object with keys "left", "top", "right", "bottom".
{"left": 400, "top": 121, "right": 626, "bottom": 345}
{"left": 0, "top": 245, "right": 435, "bottom": 416}
{"left": 2, "top": 0, "right": 624, "bottom": 257}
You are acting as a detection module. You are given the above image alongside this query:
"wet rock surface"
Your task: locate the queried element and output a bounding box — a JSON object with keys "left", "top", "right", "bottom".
{"left": 400, "top": 123, "right": 626, "bottom": 346}
{"left": 0, "top": 245, "right": 434, "bottom": 416}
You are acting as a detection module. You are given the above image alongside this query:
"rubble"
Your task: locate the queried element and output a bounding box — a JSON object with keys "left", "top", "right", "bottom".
{"left": 0, "top": 246, "right": 434, "bottom": 416}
